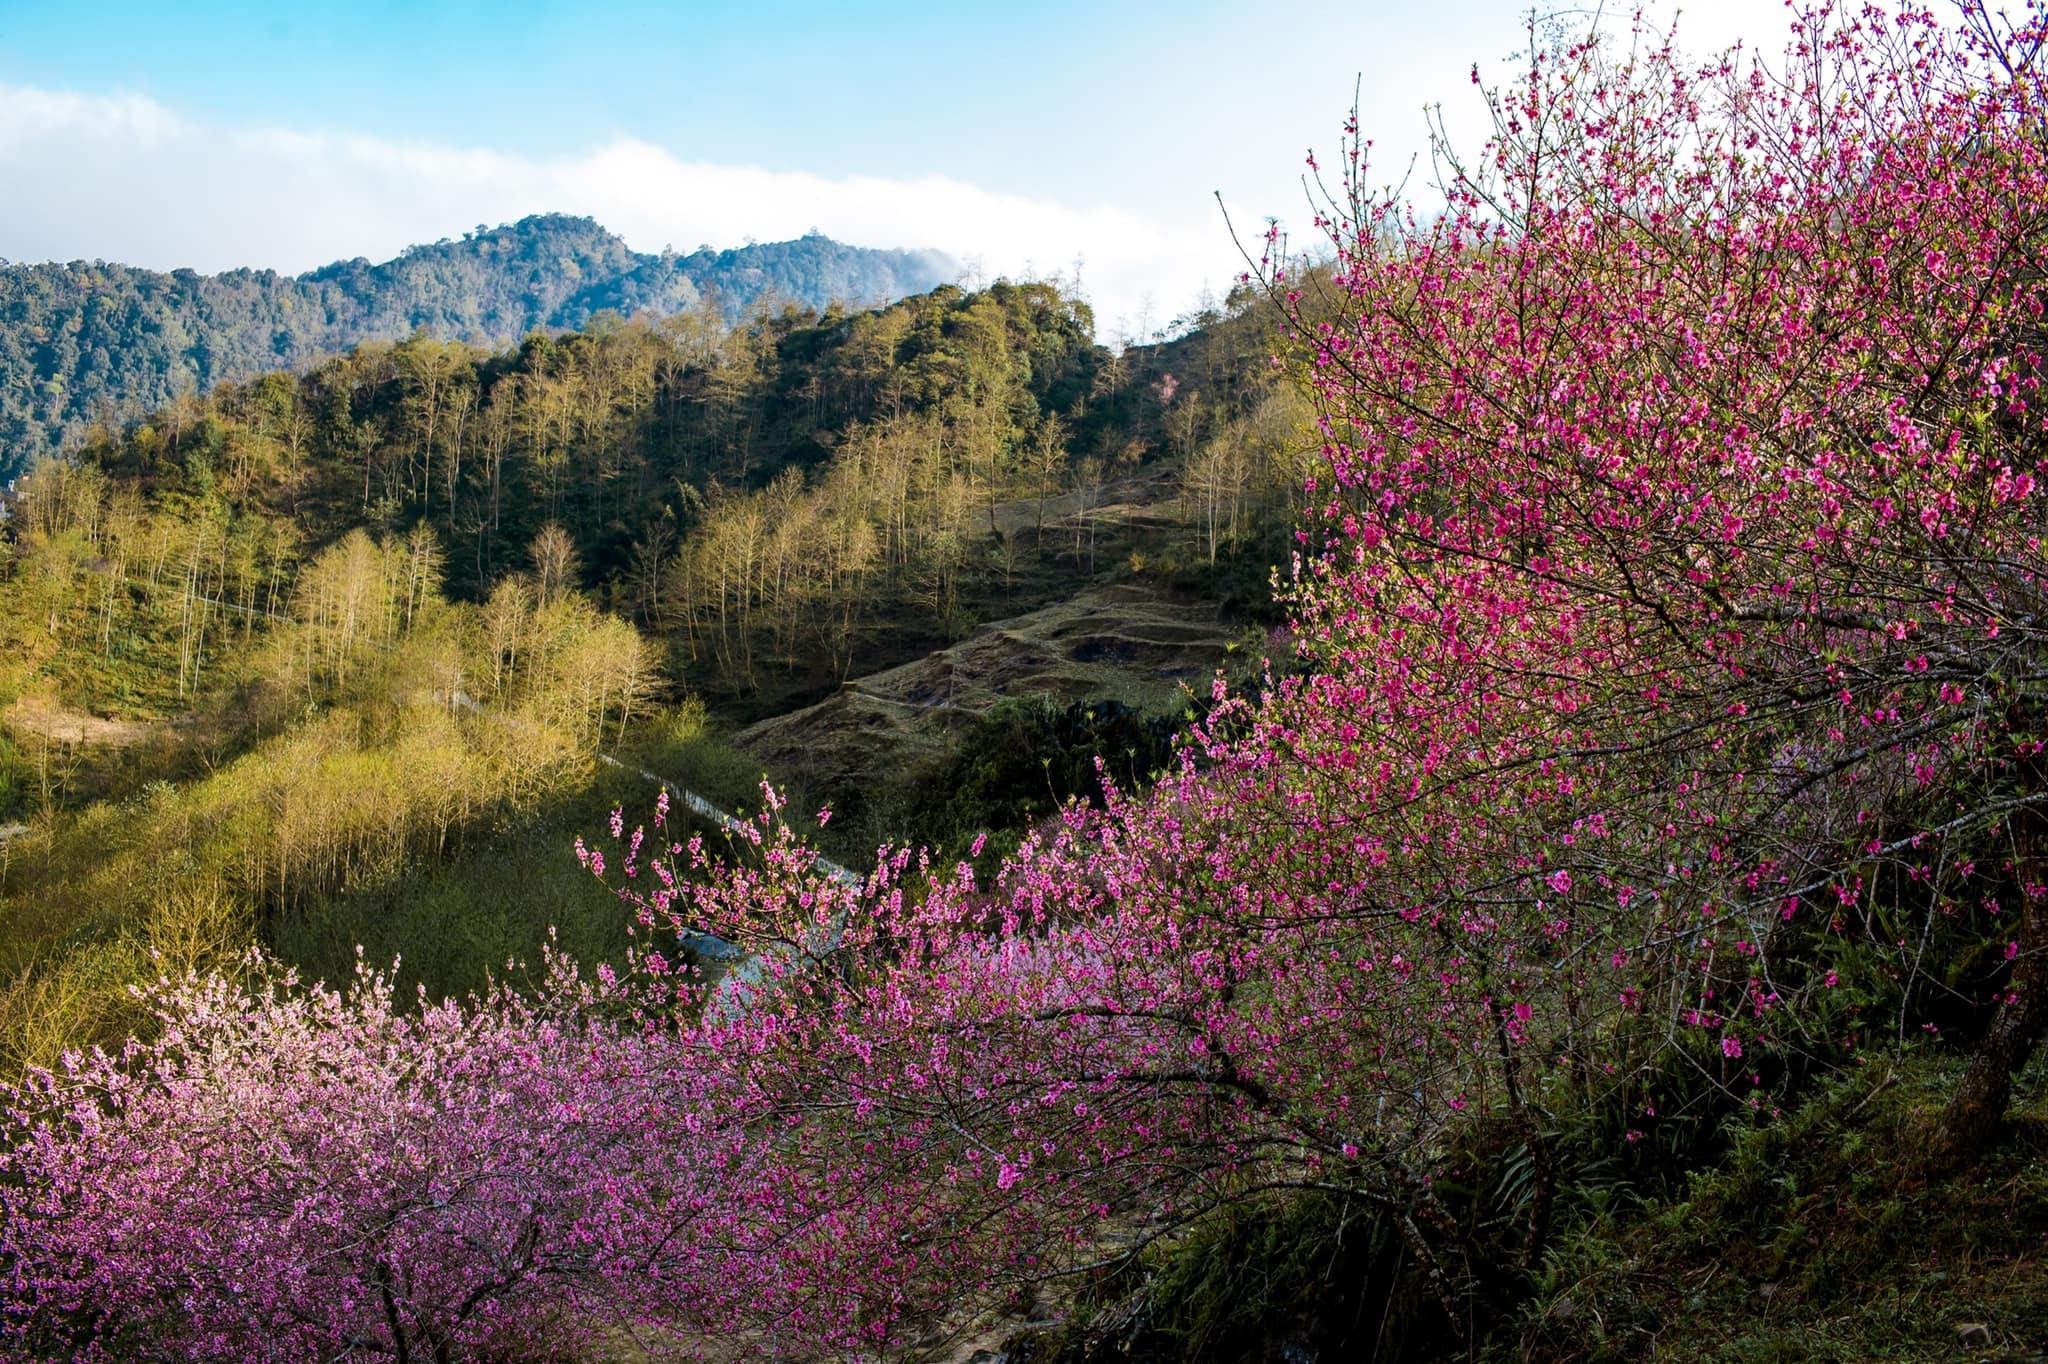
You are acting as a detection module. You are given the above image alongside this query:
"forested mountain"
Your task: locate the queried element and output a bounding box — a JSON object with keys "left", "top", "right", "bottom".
{"left": 0, "top": 215, "right": 957, "bottom": 480}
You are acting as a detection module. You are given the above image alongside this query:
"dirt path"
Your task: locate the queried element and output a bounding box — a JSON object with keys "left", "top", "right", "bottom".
{"left": 592, "top": 751, "right": 860, "bottom": 889}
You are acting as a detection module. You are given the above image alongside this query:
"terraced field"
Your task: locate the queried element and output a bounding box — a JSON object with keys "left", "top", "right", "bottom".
{"left": 737, "top": 583, "right": 1241, "bottom": 805}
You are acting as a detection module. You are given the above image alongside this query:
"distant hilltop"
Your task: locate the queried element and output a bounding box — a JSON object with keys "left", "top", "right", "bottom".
{"left": 0, "top": 214, "right": 958, "bottom": 480}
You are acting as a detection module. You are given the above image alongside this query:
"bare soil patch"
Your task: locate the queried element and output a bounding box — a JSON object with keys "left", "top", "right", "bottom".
{"left": 4, "top": 696, "right": 163, "bottom": 749}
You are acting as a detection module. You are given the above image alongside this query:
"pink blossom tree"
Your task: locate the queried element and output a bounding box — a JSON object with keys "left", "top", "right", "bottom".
{"left": 0, "top": 954, "right": 743, "bottom": 1362}
{"left": 589, "top": 0, "right": 2048, "bottom": 1341}
{"left": 1260, "top": 0, "right": 2048, "bottom": 1163}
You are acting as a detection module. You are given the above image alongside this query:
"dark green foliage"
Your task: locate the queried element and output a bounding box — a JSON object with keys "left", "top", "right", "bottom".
{"left": 1165, "top": 518, "right": 1296, "bottom": 625}
{"left": 903, "top": 694, "right": 1186, "bottom": 861}
{"left": 667, "top": 231, "right": 957, "bottom": 321}
{"left": 0, "top": 215, "right": 956, "bottom": 480}
{"left": 1012, "top": 1192, "right": 1445, "bottom": 1364}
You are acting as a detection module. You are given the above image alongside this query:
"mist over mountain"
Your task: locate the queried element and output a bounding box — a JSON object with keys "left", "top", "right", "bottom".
{"left": 0, "top": 214, "right": 958, "bottom": 480}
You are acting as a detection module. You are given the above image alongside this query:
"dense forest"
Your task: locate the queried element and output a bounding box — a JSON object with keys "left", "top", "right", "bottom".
{"left": 0, "top": 214, "right": 958, "bottom": 480}
{"left": 56, "top": 273, "right": 1301, "bottom": 705}
{"left": 0, "top": 271, "right": 1307, "bottom": 1071}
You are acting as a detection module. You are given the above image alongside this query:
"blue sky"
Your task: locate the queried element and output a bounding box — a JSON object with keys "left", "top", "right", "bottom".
{"left": 0, "top": 0, "right": 1793, "bottom": 335}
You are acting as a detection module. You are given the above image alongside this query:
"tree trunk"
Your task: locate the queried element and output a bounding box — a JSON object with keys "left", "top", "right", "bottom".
{"left": 1933, "top": 818, "right": 2048, "bottom": 1169}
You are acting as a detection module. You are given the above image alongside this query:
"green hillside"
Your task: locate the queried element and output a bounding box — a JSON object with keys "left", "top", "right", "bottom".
{"left": 0, "top": 275, "right": 1303, "bottom": 1066}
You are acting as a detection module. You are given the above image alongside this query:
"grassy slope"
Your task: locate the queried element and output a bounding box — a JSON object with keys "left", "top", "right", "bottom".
{"left": 1517, "top": 1055, "right": 2048, "bottom": 1363}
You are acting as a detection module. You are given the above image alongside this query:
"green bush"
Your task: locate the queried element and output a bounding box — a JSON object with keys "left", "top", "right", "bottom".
{"left": 1013, "top": 1190, "right": 1447, "bottom": 1364}
{"left": 901, "top": 694, "right": 1186, "bottom": 867}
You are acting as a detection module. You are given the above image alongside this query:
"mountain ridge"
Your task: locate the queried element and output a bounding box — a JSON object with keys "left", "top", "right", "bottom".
{"left": 0, "top": 214, "right": 959, "bottom": 480}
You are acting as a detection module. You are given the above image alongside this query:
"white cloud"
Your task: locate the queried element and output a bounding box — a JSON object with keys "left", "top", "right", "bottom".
{"left": 0, "top": 82, "right": 1229, "bottom": 339}
{"left": 0, "top": 85, "right": 185, "bottom": 154}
